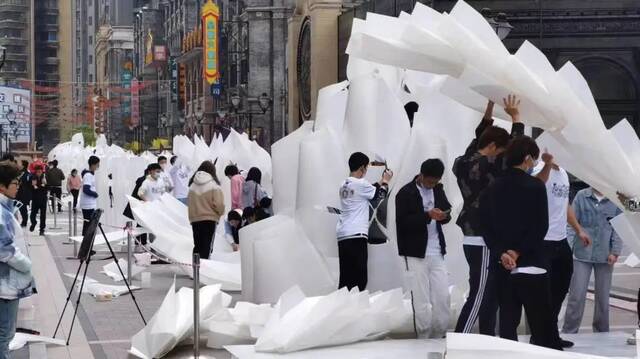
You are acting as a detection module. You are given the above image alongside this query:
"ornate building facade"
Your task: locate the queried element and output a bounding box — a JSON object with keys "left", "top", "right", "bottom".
{"left": 288, "top": 0, "right": 640, "bottom": 134}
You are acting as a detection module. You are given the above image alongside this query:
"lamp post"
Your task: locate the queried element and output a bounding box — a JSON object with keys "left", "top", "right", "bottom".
{"left": 230, "top": 92, "right": 272, "bottom": 141}
{"left": 481, "top": 8, "right": 513, "bottom": 40}
{"left": 6, "top": 109, "right": 18, "bottom": 153}
{"left": 194, "top": 105, "right": 204, "bottom": 136}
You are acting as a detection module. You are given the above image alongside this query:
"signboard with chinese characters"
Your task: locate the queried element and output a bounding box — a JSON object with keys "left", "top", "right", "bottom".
{"left": 131, "top": 79, "right": 140, "bottom": 129}
{"left": 202, "top": 0, "right": 220, "bottom": 84}
{"left": 145, "top": 30, "right": 154, "bottom": 65}
{"left": 170, "top": 58, "right": 178, "bottom": 102}
{"left": 0, "top": 86, "right": 31, "bottom": 143}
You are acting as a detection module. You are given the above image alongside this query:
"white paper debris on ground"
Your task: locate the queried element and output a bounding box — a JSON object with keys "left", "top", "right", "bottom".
{"left": 102, "top": 258, "right": 145, "bottom": 282}
{"left": 63, "top": 273, "right": 140, "bottom": 298}
{"left": 446, "top": 333, "right": 609, "bottom": 359}
{"left": 623, "top": 253, "right": 640, "bottom": 268}
{"left": 9, "top": 333, "right": 66, "bottom": 351}
{"left": 254, "top": 286, "right": 412, "bottom": 354}
{"left": 129, "top": 279, "right": 231, "bottom": 359}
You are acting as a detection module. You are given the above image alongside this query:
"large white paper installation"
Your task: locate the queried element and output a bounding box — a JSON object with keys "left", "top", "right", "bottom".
{"left": 130, "top": 280, "right": 232, "bottom": 359}
{"left": 343, "top": 0, "right": 640, "bottom": 256}
{"left": 254, "top": 286, "right": 412, "bottom": 353}
{"left": 343, "top": 72, "right": 411, "bottom": 174}
{"left": 271, "top": 121, "right": 313, "bottom": 215}
{"left": 239, "top": 215, "right": 335, "bottom": 303}
{"left": 130, "top": 194, "right": 241, "bottom": 291}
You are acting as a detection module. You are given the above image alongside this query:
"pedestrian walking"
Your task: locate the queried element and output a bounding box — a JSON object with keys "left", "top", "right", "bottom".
{"left": 188, "top": 161, "right": 225, "bottom": 259}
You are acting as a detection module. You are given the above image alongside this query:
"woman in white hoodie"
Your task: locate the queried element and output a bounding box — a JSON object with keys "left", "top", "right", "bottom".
{"left": 188, "top": 161, "right": 225, "bottom": 259}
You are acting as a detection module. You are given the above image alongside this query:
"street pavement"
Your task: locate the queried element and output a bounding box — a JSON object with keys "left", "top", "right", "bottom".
{"left": 13, "top": 204, "right": 640, "bottom": 358}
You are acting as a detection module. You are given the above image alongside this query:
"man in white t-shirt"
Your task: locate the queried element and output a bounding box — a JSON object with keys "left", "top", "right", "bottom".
{"left": 337, "top": 152, "right": 392, "bottom": 291}
{"left": 169, "top": 156, "right": 190, "bottom": 205}
{"left": 157, "top": 156, "right": 174, "bottom": 195}
{"left": 396, "top": 159, "right": 452, "bottom": 338}
{"left": 138, "top": 163, "right": 166, "bottom": 202}
{"left": 532, "top": 151, "right": 591, "bottom": 348}
{"left": 79, "top": 156, "right": 100, "bottom": 237}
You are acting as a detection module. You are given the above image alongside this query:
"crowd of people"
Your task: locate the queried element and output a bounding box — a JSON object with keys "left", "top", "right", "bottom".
{"left": 335, "top": 95, "right": 637, "bottom": 349}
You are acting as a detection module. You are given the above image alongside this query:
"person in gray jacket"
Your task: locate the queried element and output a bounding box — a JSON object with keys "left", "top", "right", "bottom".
{"left": 562, "top": 187, "right": 622, "bottom": 334}
{"left": 0, "top": 161, "right": 35, "bottom": 358}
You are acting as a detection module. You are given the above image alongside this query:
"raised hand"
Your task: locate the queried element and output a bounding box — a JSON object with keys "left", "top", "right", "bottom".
{"left": 503, "top": 94, "right": 521, "bottom": 122}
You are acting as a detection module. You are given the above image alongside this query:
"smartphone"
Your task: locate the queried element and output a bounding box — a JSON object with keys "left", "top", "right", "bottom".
{"left": 442, "top": 208, "right": 452, "bottom": 214}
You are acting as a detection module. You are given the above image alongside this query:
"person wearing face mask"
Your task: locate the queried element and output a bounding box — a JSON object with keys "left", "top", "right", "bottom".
{"left": 336, "top": 152, "right": 393, "bottom": 291}
{"left": 453, "top": 95, "right": 523, "bottom": 335}
{"left": 157, "top": 156, "right": 174, "bottom": 195}
{"left": 0, "top": 161, "right": 35, "bottom": 358}
{"left": 396, "top": 159, "right": 452, "bottom": 339}
{"left": 562, "top": 187, "right": 622, "bottom": 335}
{"left": 138, "top": 163, "right": 165, "bottom": 202}
{"left": 29, "top": 165, "right": 48, "bottom": 236}
{"left": 530, "top": 150, "right": 591, "bottom": 348}
{"left": 479, "top": 136, "right": 561, "bottom": 350}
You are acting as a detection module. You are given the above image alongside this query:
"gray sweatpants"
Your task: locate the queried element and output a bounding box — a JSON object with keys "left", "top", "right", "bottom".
{"left": 562, "top": 260, "right": 613, "bottom": 333}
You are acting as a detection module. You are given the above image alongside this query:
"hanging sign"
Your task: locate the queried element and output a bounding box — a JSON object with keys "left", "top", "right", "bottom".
{"left": 202, "top": 0, "right": 220, "bottom": 85}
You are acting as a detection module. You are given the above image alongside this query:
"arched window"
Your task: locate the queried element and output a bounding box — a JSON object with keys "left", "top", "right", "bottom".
{"left": 572, "top": 57, "right": 638, "bottom": 131}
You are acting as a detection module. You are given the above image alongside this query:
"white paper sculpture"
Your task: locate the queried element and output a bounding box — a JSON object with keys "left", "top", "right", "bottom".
{"left": 130, "top": 280, "right": 232, "bottom": 359}
{"left": 206, "top": 302, "right": 273, "bottom": 349}
{"left": 129, "top": 194, "right": 241, "bottom": 291}
{"left": 254, "top": 286, "right": 412, "bottom": 353}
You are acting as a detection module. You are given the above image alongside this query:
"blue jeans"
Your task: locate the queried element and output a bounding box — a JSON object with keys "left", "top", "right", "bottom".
{"left": 0, "top": 298, "right": 19, "bottom": 359}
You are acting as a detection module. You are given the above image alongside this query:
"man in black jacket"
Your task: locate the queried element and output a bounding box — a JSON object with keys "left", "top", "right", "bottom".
{"left": 453, "top": 95, "right": 523, "bottom": 335}
{"left": 46, "top": 160, "right": 65, "bottom": 212}
{"left": 29, "top": 165, "right": 48, "bottom": 235}
{"left": 396, "top": 159, "right": 452, "bottom": 338}
{"left": 479, "top": 136, "right": 561, "bottom": 350}
{"left": 16, "top": 160, "right": 31, "bottom": 227}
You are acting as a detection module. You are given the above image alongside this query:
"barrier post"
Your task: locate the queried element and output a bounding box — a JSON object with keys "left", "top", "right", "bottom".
{"left": 193, "top": 253, "right": 200, "bottom": 358}
{"left": 50, "top": 196, "right": 61, "bottom": 229}
{"left": 66, "top": 201, "right": 72, "bottom": 244}
{"left": 72, "top": 206, "right": 78, "bottom": 257}
{"left": 126, "top": 221, "right": 133, "bottom": 283}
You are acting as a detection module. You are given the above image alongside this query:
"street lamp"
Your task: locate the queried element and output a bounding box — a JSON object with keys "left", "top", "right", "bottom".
{"left": 194, "top": 105, "right": 205, "bottom": 136}
{"left": 258, "top": 93, "right": 272, "bottom": 114}
{"left": 481, "top": 8, "right": 513, "bottom": 40}
{"left": 229, "top": 93, "right": 273, "bottom": 141}
{"left": 3, "top": 109, "right": 16, "bottom": 154}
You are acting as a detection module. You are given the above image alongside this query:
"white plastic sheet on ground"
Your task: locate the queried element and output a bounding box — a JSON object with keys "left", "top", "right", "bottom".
{"left": 102, "top": 259, "right": 145, "bottom": 282}
{"left": 9, "top": 333, "right": 65, "bottom": 351}
{"left": 206, "top": 302, "right": 273, "bottom": 349}
{"left": 130, "top": 280, "right": 232, "bottom": 359}
{"left": 63, "top": 273, "right": 141, "bottom": 298}
{"left": 446, "top": 333, "right": 610, "bottom": 359}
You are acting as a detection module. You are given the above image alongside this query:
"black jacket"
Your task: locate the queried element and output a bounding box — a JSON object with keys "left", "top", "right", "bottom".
{"left": 16, "top": 170, "right": 32, "bottom": 203}
{"left": 479, "top": 168, "right": 549, "bottom": 269}
{"left": 123, "top": 175, "right": 146, "bottom": 220}
{"left": 452, "top": 118, "right": 525, "bottom": 236}
{"left": 395, "top": 179, "right": 452, "bottom": 258}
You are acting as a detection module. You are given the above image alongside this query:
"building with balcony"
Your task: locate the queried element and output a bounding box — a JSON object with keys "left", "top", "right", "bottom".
{"left": 0, "top": 0, "right": 32, "bottom": 85}
{"left": 33, "top": 0, "right": 73, "bottom": 151}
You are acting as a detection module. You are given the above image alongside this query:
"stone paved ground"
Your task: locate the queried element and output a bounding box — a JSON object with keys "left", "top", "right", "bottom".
{"left": 16, "top": 202, "right": 640, "bottom": 358}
